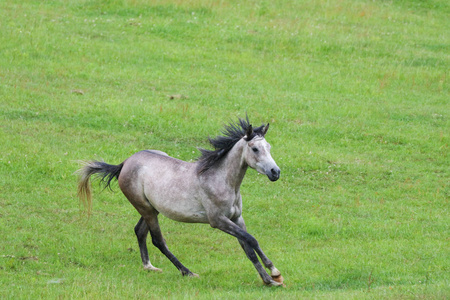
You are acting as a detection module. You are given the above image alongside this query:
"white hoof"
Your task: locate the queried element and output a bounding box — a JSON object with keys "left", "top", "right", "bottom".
{"left": 269, "top": 280, "right": 283, "bottom": 287}
{"left": 144, "top": 264, "right": 162, "bottom": 272}
{"left": 270, "top": 267, "right": 281, "bottom": 277}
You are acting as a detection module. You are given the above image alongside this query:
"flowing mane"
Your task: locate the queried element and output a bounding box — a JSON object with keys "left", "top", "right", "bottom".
{"left": 196, "top": 116, "right": 266, "bottom": 174}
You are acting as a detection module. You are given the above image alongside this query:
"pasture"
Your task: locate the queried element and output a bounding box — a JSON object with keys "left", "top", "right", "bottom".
{"left": 0, "top": 0, "right": 448, "bottom": 298}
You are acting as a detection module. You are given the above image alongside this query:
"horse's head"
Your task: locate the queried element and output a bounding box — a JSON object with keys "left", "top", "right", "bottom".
{"left": 243, "top": 124, "right": 280, "bottom": 182}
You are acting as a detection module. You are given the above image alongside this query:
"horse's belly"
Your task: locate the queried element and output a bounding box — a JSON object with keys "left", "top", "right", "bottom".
{"left": 154, "top": 200, "right": 208, "bottom": 223}
{"left": 140, "top": 164, "right": 208, "bottom": 223}
{"left": 145, "top": 186, "right": 208, "bottom": 223}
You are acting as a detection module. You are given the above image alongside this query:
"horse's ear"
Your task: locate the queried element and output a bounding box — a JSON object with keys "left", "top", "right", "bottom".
{"left": 244, "top": 125, "right": 253, "bottom": 140}
{"left": 262, "top": 123, "right": 270, "bottom": 136}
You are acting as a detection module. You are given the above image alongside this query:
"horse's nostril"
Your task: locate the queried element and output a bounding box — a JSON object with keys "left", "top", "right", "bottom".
{"left": 268, "top": 168, "right": 280, "bottom": 181}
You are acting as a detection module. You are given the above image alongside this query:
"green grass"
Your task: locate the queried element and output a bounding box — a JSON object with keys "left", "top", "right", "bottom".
{"left": 0, "top": 0, "right": 448, "bottom": 298}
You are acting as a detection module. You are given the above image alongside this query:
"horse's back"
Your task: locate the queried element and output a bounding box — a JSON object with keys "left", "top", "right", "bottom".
{"left": 119, "top": 150, "right": 196, "bottom": 188}
{"left": 142, "top": 149, "right": 169, "bottom": 157}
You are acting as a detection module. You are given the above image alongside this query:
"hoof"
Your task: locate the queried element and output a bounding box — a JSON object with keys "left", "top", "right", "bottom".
{"left": 144, "top": 265, "right": 162, "bottom": 272}
{"left": 271, "top": 274, "right": 285, "bottom": 287}
{"left": 270, "top": 267, "right": 281, "bottom": 277}
{"left": 261, "top": 274, "right": 285, "bottom": 287}
{"left": 181, "top": 270, "right": 199, "bottom": 277}
{"left": 264, "top": 279, "right": 284, "bottom": 287}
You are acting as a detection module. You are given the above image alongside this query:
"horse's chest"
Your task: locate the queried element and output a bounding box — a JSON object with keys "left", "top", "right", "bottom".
{"left": 226, "top": 194, "right": 242, "bottom": 220}
{"left": 228, "top": 205, "right": 241, "bottom": 220}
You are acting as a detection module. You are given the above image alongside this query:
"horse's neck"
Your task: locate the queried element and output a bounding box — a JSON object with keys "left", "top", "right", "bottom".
{"left": 220, "top": 139, "right": 248, "bottom": 190}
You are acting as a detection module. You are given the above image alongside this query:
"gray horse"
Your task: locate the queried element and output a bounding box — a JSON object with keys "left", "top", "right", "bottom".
{"left": 77, "top": 117, "right": 284, "bottom": 286}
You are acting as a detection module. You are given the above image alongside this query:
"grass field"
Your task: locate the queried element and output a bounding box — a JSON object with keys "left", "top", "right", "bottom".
{"left": 0, "top": 0, "right": 448, "bottom": 298}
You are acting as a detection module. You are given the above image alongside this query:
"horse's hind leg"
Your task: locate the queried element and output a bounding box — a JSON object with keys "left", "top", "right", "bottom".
{"left": 144, "top": 212, "right": 198, "bottom": 277}
{"left": 134, "top": 217, "right": 162, "bottom": 272}
{"left": 120, "top": 177, "right": 195, "bottom": 277}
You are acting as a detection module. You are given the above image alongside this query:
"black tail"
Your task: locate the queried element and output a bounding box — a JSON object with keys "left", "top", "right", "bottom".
{"left": 92, "top": 161, "right": 124, "bottom": 191}
{"left": 77, "top": 161, "right": 124, "bottom": 215}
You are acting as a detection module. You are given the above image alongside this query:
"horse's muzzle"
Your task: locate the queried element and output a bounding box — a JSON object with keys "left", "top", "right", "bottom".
{"left": 267, "top": 167, "right": 281, "bottom": 182}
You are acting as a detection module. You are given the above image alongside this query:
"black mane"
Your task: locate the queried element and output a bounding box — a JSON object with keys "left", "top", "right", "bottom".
{"left": 197, "top": 116, "right": 265, "bottom": 174}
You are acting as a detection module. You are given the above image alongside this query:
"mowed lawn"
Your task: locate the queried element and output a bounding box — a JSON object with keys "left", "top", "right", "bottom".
{"left": 0, "top": 0, "right": 448, "bottom": 299}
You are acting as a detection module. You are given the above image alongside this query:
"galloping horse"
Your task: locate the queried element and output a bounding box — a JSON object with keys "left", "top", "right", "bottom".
{"left": 77, "top": 117, "right": 284, "bottom": 286}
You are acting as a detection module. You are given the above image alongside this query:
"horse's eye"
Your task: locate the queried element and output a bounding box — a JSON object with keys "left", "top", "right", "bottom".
{"left": 252, "top": 147, "right": 258, "bottom": 153}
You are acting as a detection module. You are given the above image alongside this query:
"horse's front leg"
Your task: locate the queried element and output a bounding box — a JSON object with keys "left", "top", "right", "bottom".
{"left": 210, "top": 215, "right": 283, "bottom": 286}
{"left": 233, "top": 216, "right": 283, "bottom": 284}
